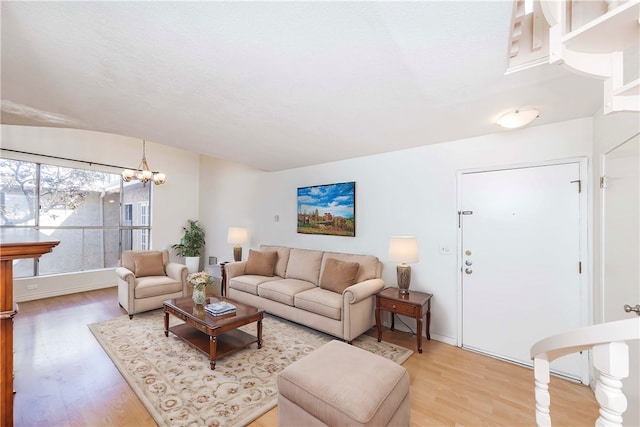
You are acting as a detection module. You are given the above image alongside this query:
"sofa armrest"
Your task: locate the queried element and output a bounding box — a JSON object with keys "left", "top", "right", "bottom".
{"left": 225, "top": 261, "right": 247, "bottom": 279}
{"left": 115, "top": 266, "right": 135, "bottom": 283}
{"left": 343, "top": 278, "right": 385, "bottom": 304}
{"left": 166, "top": 262, "right": 188, "bottom": 284}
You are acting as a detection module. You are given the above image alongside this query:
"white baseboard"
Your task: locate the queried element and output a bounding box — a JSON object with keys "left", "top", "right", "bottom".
{"left": 16, "top": 282, "right": 116, "bottom": 302}
{"left": 14, "top": 269, "right": 117, "bottom": 302}
{"left": 380, "top": 319, "right": 457, "bottom": 347}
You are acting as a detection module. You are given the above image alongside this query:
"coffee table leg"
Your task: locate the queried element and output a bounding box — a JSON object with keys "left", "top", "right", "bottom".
{"left": 164, "top": 309, "right": 169, "bottom": 337}
{"left": 257, "top": 319, "right": 263, "bottom": 349}
{"left": 209, "top": 336, "right": 217, "bottom": 370}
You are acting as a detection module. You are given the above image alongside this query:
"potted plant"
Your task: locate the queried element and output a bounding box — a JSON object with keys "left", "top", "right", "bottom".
{"left": 172, "top": 219, "right": 206, "bottom": 273}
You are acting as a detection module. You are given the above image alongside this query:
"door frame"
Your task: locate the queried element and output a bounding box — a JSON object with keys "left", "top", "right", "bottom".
{"left": 455, "top": 157, "right": 591, "bottom": 383}
{"left": 599, "top": 132, "right": 640, "bottom": 323}
{"left": 599, "top": 132, "right": 640, "bottom": 426}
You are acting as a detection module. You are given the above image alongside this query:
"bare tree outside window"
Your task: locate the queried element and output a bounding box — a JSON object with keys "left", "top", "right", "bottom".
{"left": 0, "top": 158, "right": 152, "bottom": 277}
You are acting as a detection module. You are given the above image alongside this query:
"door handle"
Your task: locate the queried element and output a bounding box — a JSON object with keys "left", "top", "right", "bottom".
{"left": 624, "top": 304, "right": 640, "bottom": 316}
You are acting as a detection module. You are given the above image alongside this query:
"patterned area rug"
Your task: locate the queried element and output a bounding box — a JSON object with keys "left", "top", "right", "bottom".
{"left": 89, "top": 309, "right": 412, "bottom": 427}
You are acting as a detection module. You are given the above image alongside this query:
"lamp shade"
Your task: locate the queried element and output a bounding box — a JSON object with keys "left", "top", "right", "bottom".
{"left": 227, "top": 227, "right": 248, "bottom": 244}
{"left": 388, "top": 236, "right": 419, "bottom": 264}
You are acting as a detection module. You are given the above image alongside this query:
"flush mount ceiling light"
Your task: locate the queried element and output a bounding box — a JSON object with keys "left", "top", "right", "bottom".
{"left": 496, "top": 108, "right": 540, "bottom": 129}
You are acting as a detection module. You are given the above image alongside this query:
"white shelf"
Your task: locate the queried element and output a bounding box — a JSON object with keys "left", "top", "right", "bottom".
{"left": 613, "top": 78, "right": 640, "bottom": 96}
{"left": 563, "top": 0, "right": 640, "bottom": 53}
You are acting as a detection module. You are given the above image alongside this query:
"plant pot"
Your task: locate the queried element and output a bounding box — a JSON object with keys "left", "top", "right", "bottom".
{"left": 185, "top": 256, "right": 200, "bottom": 274}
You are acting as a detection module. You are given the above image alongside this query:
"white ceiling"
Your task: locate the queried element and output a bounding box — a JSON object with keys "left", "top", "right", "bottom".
{"left": 1, "top": 1, "right": 603, "bottom": 171}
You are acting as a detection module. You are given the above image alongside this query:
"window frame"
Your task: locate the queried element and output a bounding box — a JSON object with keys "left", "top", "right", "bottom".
{"left": 0, "top": 157, "right": 152, "bottom": 277}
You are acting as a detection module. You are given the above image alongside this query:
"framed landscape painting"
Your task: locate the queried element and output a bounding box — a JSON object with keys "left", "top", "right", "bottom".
{"left": 297, "top": 182, "right": 355, "bottom": 236}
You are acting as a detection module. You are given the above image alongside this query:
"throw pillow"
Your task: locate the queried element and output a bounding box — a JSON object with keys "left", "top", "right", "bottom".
{"left": 133, "top": 252, "right": 165, "bottom": 277}
{"left": 320, "top": 258, "right": 360, "bottom": 294}
{"left": 245, "top": 249, "right": 278, "bottom": 276}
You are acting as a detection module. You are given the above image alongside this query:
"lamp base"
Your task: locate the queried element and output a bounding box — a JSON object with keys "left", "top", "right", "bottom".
{"left": 233, "top": 246, "right": 242, "bottom": 262}
{"left": 397, "top": 264, "right": 411, "bottom": 295}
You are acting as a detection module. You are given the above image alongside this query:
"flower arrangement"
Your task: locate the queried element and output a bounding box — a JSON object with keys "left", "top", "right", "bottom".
{"left": 187, "top": 271, "right": 213, "bottom": 291}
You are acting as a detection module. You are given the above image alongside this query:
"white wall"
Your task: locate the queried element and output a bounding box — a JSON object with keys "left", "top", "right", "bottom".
{"left": 1, "top": 125, "right": 201, "bottom": 301}
{"left": 3, "top": 118, "right": 596, "bottom": 339}
{"left": 200, "top": 118, "right": 594, "bottom": 343}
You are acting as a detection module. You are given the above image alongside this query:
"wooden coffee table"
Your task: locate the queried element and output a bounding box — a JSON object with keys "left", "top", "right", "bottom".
{"left": 163, "top": 296, "right": 264, "bottom": 369}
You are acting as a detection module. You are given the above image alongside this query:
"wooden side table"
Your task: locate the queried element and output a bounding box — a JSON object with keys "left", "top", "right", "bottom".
{"left": 375, "top": 287, "right": 433, "bottom": 353}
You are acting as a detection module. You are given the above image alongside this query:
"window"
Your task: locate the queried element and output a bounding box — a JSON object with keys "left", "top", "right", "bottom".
{"left": 122, "top": 203, "right": 133, "bottom": 251}
{"left": 139, "top": 202, "right": 149, "bottom": 250}
{"left": 0, "top": 158, "right": 152, "bottom": 277}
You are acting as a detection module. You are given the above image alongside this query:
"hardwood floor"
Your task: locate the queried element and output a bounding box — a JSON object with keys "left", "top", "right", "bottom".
{"left": 13, "top": 288, "right": 598, "bottom": 426}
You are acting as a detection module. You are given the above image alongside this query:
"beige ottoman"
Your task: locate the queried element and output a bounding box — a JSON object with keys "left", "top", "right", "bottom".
{"left": 277, "top": 340, "right": 410, "bottom": 426}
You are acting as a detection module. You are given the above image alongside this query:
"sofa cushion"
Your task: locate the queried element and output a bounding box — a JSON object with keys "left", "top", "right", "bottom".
{"left": 229, "top": 275, "right": 281, "bottom": 296}
{"left": 258, "top": 279, "right": 316, "bottom": 306}
{"left": 260, "top": 245, "right": 291, "bottom": 278}
{"left": 285, "top": 249, "right": 324, "bottom": 285}
{"left": 245, "top": 249, "right": 278, "bottom": 276}
{"left": 319, "top": 258, "right": 360, "bottom": 294}
{"left": 295, "top": 287, "right": 342, "bottom": 320}
{"left": 133, "top": 252, "right": 165, "bottom": 277}
{"left": 320, "top": 252, "right": 380, "bottom": 283}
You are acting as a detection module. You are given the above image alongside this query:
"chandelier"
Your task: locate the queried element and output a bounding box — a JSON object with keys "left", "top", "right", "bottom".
{"left": 121, "top": 140, "right": 166, "bottom": 186}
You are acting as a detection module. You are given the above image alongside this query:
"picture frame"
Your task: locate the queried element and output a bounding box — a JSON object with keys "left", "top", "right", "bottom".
{"left": 297, "top": 181, "right": 355, "bottom": 236}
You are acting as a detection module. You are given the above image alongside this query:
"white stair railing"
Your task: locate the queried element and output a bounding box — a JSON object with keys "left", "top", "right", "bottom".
{"left": 530, "top": 317, "right": 640, "bottom": 427}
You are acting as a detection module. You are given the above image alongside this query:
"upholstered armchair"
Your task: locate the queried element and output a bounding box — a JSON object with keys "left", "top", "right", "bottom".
{"left": 116, "top": 250, "right": 188, "bottom": 319}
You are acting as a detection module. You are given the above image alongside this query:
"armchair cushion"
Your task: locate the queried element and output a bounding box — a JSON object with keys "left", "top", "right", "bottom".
{"left": 320, "top": 258, "right": 360, "bottom": 294}
{"left": 245, "top": 249, "right": 278, "bottom": 277}
{"left": 133, "top": 252, "right": 166, "bottom": 277}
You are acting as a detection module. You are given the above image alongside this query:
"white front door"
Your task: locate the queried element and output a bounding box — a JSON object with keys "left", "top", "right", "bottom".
{"left": 459, "top": 160, "right": 588, "bottom": 381}
{"left": 602, "top": 134, "right": 639, "bottom": 426}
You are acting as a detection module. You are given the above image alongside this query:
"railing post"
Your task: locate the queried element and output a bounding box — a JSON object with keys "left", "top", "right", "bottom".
{"left": 593, "top": 341, "right": 629, "bottom": 427}
{"left": 534, "top": 356, "right": 552, "bottom": 427}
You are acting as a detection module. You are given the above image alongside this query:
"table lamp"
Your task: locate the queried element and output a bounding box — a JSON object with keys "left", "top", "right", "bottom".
{"left": 227, "top": 227, "right": 248, "bottom": 262}
{"left": 388, "top": 236, "right": 419, "bottom": 295}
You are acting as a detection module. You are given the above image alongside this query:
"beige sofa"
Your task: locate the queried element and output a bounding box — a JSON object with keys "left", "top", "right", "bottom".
{"left": 225, "top": 245, "right": 384, "bottom": 342}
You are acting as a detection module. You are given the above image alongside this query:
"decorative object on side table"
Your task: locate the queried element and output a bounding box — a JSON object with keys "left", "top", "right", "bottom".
{"left": 172, "top": 219, "right": 206, "bottom": 273}
{"left": 227, "top": 227, "right": 248, "bottom": 261}
{"left": 388, "top": 236, "right": 419, "bottom": 294}
{"left": 187, "top": 271, "right": 213, "bottom": 305}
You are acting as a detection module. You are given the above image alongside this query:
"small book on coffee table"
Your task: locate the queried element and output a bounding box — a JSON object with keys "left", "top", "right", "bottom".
{"left": 205, "top": 301, "right": 236, "bottom": 316}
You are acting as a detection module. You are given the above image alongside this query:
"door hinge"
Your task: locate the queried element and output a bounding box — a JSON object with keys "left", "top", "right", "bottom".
{"left": 570, "top": 180, "right": 582, "bottom": 193}
{"left": 579, "top": 261, "right": 582, "bottom": 274}
{"left": 600, "top": 176, "right": 607, "bottom": 189}
{"left": 457, "top": 210, "right": 473, "bottom": 228}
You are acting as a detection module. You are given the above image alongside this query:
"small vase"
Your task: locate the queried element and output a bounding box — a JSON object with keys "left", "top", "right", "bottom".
{"left": 192, "top": 288, "right": 206, "bottom": 305}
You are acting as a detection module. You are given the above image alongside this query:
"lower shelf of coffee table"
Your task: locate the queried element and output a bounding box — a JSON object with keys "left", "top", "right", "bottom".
{"left": 169, "top": 323, "right": 258, "bottom": 361}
